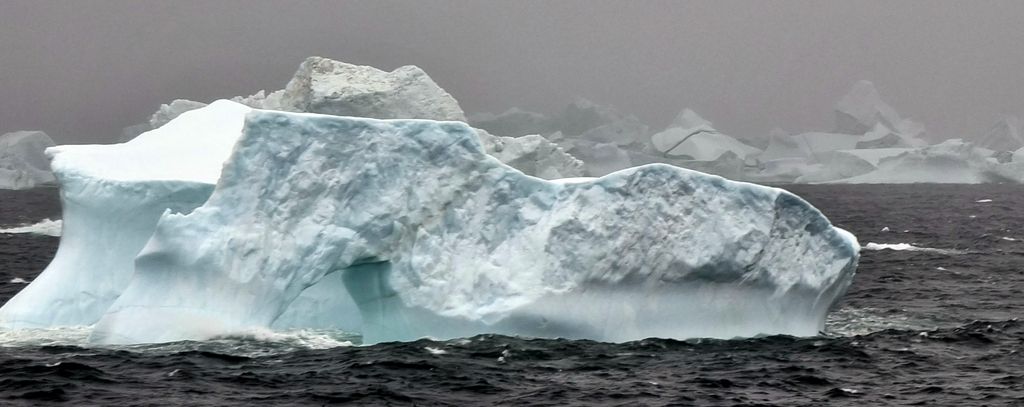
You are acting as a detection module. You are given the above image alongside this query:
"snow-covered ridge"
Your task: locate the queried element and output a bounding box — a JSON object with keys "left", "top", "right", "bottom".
{"left": 89, "top": 110, "right": 859, "bottom": 345}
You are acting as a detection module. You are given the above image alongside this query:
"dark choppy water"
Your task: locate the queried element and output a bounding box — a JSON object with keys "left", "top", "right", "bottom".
{"left": 1, "top": 185, "right": 1023, "bottom": 405}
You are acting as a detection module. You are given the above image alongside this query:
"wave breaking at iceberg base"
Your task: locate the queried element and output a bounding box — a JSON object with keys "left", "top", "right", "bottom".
{"left": 0, "top": 219, "right": 62, "bottom": 237}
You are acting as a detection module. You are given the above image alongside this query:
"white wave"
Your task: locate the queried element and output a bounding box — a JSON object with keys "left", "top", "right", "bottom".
{"left": 209, "top": 327, "right": 356, "bottom": 350}
{"left": 0, "top": 326, "right": 92, "bottom": 348}
{"left": 976, "top": 199, "right": 993, "bottom": 203}
{"left": 0, "top": 325, "right": 356, "bottom": 356}
{"left": 862, "top": 242, "right": 966, "bottom": 255}
{"left": 826, "top": 307, "right": 936, "bottom": 336}
{"left": 0, "top": 218, "right": 62, "bottom": 237}
{"left": 9, "top": 277, "right": 29, "bottom": 284}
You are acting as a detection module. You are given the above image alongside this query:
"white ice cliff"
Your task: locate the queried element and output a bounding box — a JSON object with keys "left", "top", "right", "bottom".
{"left": 0, "top": 131, "right": 57, "bottom": 190}
{"left": 88, "top": 110, "right": 859, "bottom": 345}
{"left": 0, "top": 101, "right": 252, "bottom": 329}
{"left": 0, "top": 100, "right": 362, "bottom": 332}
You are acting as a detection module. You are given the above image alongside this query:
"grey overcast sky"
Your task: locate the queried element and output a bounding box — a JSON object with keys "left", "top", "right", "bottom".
{"left": 1, "top": 0, "right": 1023, "bottom": 144}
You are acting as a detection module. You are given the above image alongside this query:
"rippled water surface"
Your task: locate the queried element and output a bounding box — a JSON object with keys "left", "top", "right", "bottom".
{"left": 1, "top": 185, "right": 1023, "bottom": 405}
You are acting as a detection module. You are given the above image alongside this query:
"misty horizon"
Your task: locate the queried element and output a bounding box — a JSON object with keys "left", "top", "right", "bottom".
{"left": 3, "top": 0, "right": 1024, "bottom": 144}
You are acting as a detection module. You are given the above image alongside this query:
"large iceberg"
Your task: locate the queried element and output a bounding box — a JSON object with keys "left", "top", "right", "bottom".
{"left": 0, "top": 131, "right": 57, "bottom": 190}
{"left": 90, "top": 110, "right": 859, "bottom": 345}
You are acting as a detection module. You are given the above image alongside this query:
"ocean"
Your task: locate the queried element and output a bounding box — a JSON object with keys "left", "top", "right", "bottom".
{"left": 1, "top": 185, "right": 1022, "bottom": 405}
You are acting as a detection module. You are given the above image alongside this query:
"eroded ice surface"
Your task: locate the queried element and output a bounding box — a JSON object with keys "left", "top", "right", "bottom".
{"left": 91, "top": 110, "right": 859, "bottom": 345}
{"left": 0, "top": 101, "right": 252, "bottom": 329}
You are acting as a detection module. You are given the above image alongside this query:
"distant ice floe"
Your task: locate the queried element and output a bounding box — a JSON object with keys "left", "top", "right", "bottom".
{"left": 0, "top": 219, "right": 62, "bottom": 237}
{"left": 862, "top": 242, "right": 966, "bottom": 255}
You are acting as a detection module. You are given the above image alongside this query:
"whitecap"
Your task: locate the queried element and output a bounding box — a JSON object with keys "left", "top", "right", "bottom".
{"left": 0, "top": 326, "right": 93, "bottom": 348}
{"left": 862, "top": 242, "right": 966, "bottom": 255}
{"left": 209, "top": 327, "right": 356, "bottom": 350}
{"left": 0, "top": 218, "right": 62, "bottom": 237}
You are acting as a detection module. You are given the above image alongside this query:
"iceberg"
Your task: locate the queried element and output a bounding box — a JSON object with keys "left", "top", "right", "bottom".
{"left": 90, "top": 110, "right": 858, "bottom": 345}
{"left": 975, "top": 116, "right": 1024, "bottom": 152}
{"left": 833, "top": 80, "right": 929, "bottom": 147}
{"left": 149, "top": 99, "right": 210, "bottom": 129}
{"left": 793, "top": 151, "right": 877, "bottom": 183}
{"left": 834, "top": 80, "right": 903, "bottom": 135}
{"left": 0, "top": 101, "right": 251, "bottom": 329}
{"left": 2, "top": 55, "right": 583, "bottom": 330}
{"left": 560, "top": 138, "right": 634, "bottom": 176}
{"left": 651, "top": 109, "right": 761, "bottom": 161}
{"left": 469, "top": 108, "right": 554, "bottom": 138}
{"left": 577, "top": 115, "right": 649, "bottom": 148}
{"left": 477, "top": 129, "right": 584, "bottom": 179}
{"left": 126, "top": 57, "right": 584, "bottom": 179}
{"left": 0, "top": 131, "right": 57, "bottom": 190}
{"left": 276, "top": 57, "right": 467, "bottom": 122}
{"left": 834, "top": 148, "right": 913, "bottom": 167}
{"left": 553, "top": 98, "right": 625, "bottom": 136}
{"left": 790, "top": 132, "right": 860, "bottom": 158}
{"left": 856, "top": 123, "right": 917, "bottom": 149}
{"left": 829, "top": 140, "right": 1016, "bottom": 184}
{"left": 758, "top": 130, "right": 811, "bottom": 162}
{"left": 270, "top": 57, "right": 582, "bottom": 179}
